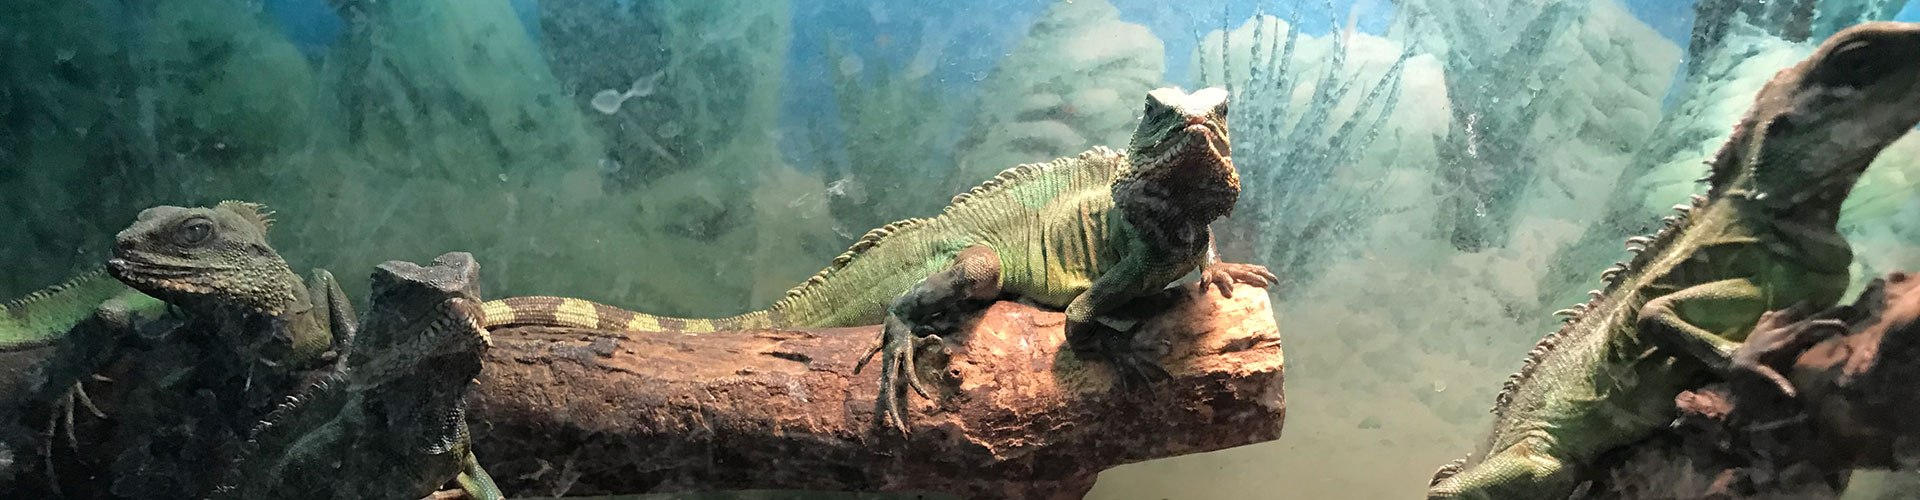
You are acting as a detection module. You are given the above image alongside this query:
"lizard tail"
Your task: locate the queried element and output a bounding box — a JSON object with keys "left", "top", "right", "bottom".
{"left": 1, "top": 268, "right": 157, "bottom": 351}
{"left": 479, "top": 296, "right": 781, "bottom": 333}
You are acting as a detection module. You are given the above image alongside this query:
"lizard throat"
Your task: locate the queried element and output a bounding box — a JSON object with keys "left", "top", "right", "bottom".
{"left": 1114, "top": 125, "right": 1242, "bottom": 252}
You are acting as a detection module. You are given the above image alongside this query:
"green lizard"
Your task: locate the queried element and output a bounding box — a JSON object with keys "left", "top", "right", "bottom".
{"left": 0, "top": 201, "right": 350, "bottom": 378}
{"left": 0, "top": 201, "right": 373, "bottom": 497}
{"left": 0, "top": 270, "right": 165, "bottom": 446}
{"left": 479, "top": 86, "right": 1276, "bottom": 432}
{"left": 212, "top": 252, "right": 496, "bottom": 500}
{"left": 105, "top": 202, "right": 500, "bottom": 499}
{"left": 107, "top": 201, "right": 352, "bottom": 372}
{"left": 1428, "top": 22, "right": 1920, "bottom": 500}
{"left": 0, "top": 270, "right": 162, "bottom": 352}
{"left": 0, "top": 269, "right": 169, "bottom": 456}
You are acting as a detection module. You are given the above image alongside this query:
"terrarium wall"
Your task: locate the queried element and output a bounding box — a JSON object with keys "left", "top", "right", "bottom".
{"left": 3, "top": 0, "right": 1920, "bottom": 498}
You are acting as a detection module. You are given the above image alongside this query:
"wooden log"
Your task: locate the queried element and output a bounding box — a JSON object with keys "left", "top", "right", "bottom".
{"left": 468, "top": 283, "right": 1285, "bottom": 500}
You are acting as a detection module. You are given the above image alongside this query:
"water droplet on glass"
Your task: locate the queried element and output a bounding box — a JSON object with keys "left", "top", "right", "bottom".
{"left": 590, "top": 89, "right": 629, "bottom": 114}
{"left": 628, "top": 69, "right": 665, "bottom": 98}
{"left": 839, "top": 54, "right": 865, "bottom": 76}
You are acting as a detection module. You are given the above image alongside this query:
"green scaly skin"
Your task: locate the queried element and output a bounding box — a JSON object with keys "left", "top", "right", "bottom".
{"left": 108, "top": 203, "right": 500, "bottom": 500}
{"left": 0, "top": 270, "right": 167, "bottom": 462}
{"left": 211, "top": 252, "right": 495, "bottom": 500}
{"left": 108, "top": 201, "right": 352, "bottom": 371}
{"left": 481, "top": 87, "right": 1276, "bottom": 434}
{"left": 1428, "top": 22, "right": 1920, "bottom": 500}
{"left": 0, "top": 201, "right": 377, "bottom": 498}
{"left": 0, "top": 270, "right": 163, "bottom": 352}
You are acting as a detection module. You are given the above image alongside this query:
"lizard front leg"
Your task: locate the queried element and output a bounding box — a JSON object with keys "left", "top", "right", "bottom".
{"left": 1638, "top": 278, "right": 1832, "bottom": 395}
{"left": 311, "top": 269, "right": 358, "bottom": 360}
{"left": 855, "top": 246, "right": 1002, "bottom": 434}
{"left": 1064, "top": 252, "right": 1184, "bottom": 390}
{"left": 1197, "top": 233, "right": 1277, "bottom": 298}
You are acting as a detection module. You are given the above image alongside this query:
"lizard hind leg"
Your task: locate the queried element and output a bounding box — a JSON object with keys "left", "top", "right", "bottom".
{"left": 855, "top": 246, "right": 1002, "bottom": 434}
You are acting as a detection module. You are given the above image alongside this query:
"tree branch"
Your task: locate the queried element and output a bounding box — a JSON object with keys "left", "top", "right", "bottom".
{"left": 468, "top": 283, "right": 1285, "bottom": 499}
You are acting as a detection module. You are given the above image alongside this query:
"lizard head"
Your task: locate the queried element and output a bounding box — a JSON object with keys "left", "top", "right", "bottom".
{"left": 1115, "top": 87, "right": 1239, "bottom": 230}
{"left": 1714, "top": 22, "right": 1920, "bottom": 215}
{"left": 108, "top": 201, "right": 301, "bottom": 317}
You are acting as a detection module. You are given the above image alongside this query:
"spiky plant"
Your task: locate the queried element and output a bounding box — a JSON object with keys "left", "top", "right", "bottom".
{"left": 1197, "top": 3, "right": 1408, "bottom": 297}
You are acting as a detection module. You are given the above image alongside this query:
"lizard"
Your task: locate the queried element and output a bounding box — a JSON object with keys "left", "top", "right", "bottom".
{"left": 0, "top": 270, "right": 166, "bottom": 451}
{"left": 103, "top": 202, "right": 500, "bottom": 500}
{"left": 2, "top": 201, "right": 348, "bottom": 422}
{"left": 476, "top": 86, "right": 1277, "bottom": 432}
{"left": 210, "top": 252, "right": 497, "bottom": 500}
{"left": 1549, "top": 272, "right": 1910, "bottom": 500}
{"left": 0, "top": 271, "right": 171, "bottom": 499}
{"left": 1, "top": 201, "right": 352, "bottom": 417}
{"left": 1, "top": 270, "right": 171, "bottom": 451}
{"left": 1426, "top": 21, "right": 1920, "bottom": 500}
{"left": 105, "top": 201, "right": 353, "bottom": 375}
{"left": 0, "top": 200, "right": 365, "bottom": 498}
{"left": 1, "top": 270, "right": 163, "bottom": 352}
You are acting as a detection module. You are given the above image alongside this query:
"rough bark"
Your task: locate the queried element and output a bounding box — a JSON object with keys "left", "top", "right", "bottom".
{"left": 468, "top": 283, "right": 1285, "bottom": 500}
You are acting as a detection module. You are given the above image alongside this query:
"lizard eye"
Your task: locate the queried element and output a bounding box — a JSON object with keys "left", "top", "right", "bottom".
{"left": 1824, "top": 40, "right": 1887, "bottom": 88}
{"left": 175, "top": 217, "right": 215, "bottom": 246}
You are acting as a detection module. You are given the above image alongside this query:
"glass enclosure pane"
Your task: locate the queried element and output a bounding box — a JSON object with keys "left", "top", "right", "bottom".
{"left": 3, "top": 0, "right": 1918, "bottom": 498}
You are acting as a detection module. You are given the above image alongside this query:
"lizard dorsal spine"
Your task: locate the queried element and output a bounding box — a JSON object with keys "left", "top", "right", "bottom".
{"left": 1490, "top": 193, "right": 1707, "bottom": 418}
{"left": 773, "top": 217, "right": 931, "bottom": 307}
{"left": 771, "top": 147, "right": 1122, "bottom": 310}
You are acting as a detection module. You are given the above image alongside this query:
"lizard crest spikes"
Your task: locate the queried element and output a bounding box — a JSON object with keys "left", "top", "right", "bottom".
{"left": 479, "top": 87, "right": 1276, "bottom": 436}
{"left": 1436, "top": 22, "right": 1920, "bottom": 500}
{"left": 0, "top": 269, "right": 156, "bottom": 351}
{"left": 107, "top": 202, "right": 301, "bottom": 317}
{"left": 217, "top": 200, "right": 275, "bottom": 231}
{"left": 780, "top": 217, "right": 932, "bottom": 305}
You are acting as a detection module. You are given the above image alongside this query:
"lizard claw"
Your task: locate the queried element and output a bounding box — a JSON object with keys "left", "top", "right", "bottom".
{"left": 1069, "top": 320, "right": 1171, "bottom": 390}
{"left": 46, "top": 382, "right": 106, "bottom": 450}
{"left": 854, "top": 315, "right": 941, "bottom": 434}
{"left": 1200, "top": 262, "right": 1278, "bottom": 298}
{"left": 1731, "top": 310, "right": 1849, "bottom": 399}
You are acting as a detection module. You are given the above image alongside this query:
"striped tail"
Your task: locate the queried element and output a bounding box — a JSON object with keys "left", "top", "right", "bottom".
{"left": 479, "top": 296, "right": 783, "bottom": 334}
{"left": 2, "top": 269, "right": 163, "bottom": 351}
